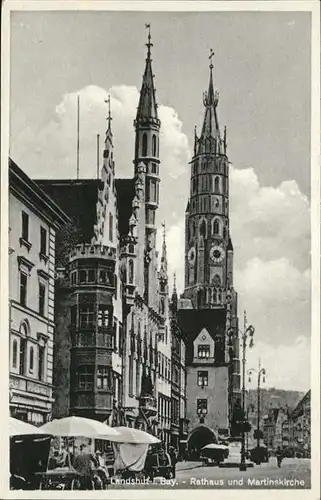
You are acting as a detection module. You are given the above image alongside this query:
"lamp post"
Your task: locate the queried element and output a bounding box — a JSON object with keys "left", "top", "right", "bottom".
{"left": 248, "top": 359, "right": 266, "bottom": 453}
{"left": 239, "top": 311, "right": 255, "bottom": 471}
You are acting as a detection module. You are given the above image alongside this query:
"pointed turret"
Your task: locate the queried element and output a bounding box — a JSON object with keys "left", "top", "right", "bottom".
{"left": 102, "top": 95, "right": 114, "bottom": 173}
{"left": 135, "top": 25, "right": 160, "bottom": 125}
{"left": 171, "top": 272, "right": 178, "bottom": 313}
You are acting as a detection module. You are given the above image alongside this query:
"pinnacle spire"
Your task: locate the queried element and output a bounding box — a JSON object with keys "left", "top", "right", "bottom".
{"left": 135, "top": 24, "right": 160, "bottom": 124}
{"left": 104, "top": 95, "right": 113, "bottom": 139}
{"left": 160, "top": 221, "right": 167, "bottom": 273}
{"left": 173, "top": 272, "right": 177, "bottom": 294}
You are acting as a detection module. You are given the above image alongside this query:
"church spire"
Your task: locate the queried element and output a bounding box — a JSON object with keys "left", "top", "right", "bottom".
{"left": 136, "top": 24, "right": 159, "bottom": 123}
{"left": 195, "top": 49, "right": 222, "bottom": 155}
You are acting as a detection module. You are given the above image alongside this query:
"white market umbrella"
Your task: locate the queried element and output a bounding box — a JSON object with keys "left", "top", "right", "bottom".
{"left": 110, "top": 426, "right": 161, "bottom": 444}
{"left": 202, "top": 443, "right": 229, "bottom": 451}
{"left": 10, "top": 417, "right": 46, "bottom": 437}
{"left": 40, "top": 416, "right": 120, "bottom": 439}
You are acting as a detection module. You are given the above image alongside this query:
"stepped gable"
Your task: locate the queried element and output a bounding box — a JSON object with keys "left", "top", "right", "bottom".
{"left": 115, "top": 178, "right": 135, "bottom": 238}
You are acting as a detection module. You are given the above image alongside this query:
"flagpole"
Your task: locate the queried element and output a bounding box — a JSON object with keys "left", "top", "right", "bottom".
{"left": 76, "top": 95, "right": 80, "bottom": 179}
{"left": 96, "top": 133, "right": 100, "bottom": 179}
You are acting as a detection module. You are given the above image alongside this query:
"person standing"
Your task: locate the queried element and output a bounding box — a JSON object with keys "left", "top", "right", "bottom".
{"left": 168, "top": 446, "right": 178, "bottom": 478}
{"left": 73, "top": 444, "right": 97, "bottom": 489}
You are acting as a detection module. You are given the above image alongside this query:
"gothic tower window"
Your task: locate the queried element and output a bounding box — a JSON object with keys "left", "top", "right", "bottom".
{"left": 200, "top": 219, "right": 207, "bottom": 239}
{"left": 152, "top": 134, "right": 157, "bottom": 157}
{"left": 128, "top": 259, "right": 134, "bottom": 284}
{"left": 213, "top": 218, "right": 220, "bottom": 236}
{"left": 214, "top": 176, "right": 220, "bottom": 193}
{"left": 142, "top": 133, "right": 148, "bottom": 156}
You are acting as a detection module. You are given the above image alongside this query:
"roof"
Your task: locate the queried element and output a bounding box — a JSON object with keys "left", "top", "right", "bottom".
{"left": 135, "top": 36, "right": 159, "bottom": 124}
{"left": 35, "top": 179, "right": 102, "bottom": 266}
{"left": 177, "top": 308, "right": 226, "bottom": 362}
{"left": 115, "top": 178, "right": 135, "bottom": 238}
{"left": 200, "top": 67, "right": 220, "bottom": 139}
{"left": 9, "top": 158, "right": 70, "bottom": 229}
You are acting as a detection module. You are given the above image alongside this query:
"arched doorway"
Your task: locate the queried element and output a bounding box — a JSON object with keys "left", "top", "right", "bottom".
{"left": 186, "top": 425, "right": 218, "bottom": 459}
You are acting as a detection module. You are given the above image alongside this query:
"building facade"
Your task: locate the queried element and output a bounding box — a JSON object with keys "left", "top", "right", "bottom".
{"left": 281, "top": 390, "right": 311, "bottom": 457}
{"left": 169, "top": 277, "right": 188, "bottom": 454}
{"left": 34, "top": 30, "right": 173, "bottom": 439}
{"left": 9, "top": 159, "right": 70, "bottom": 425}
{"left": 176, "top": 58, "right": 240, "bottom": 455}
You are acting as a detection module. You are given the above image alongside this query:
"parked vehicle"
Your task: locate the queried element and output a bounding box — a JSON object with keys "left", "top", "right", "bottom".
{"left": 200, "top": 444, "right": 229, "bottom": 466}
{"left": 144, "top": 448, "right": 174, "bottom": 480}
{"left": 10, "top": 434, "right": 52, "bottom": 490}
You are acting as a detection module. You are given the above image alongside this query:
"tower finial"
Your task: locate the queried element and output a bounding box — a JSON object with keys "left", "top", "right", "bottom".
{"left": 173, "top": 272, "right": 177, "bottom": 293}
{"left": 145, "top": 23, "right": 152, "bottom": 58}
{"left": 104, "top": 95, "right": 112, "bottom": 131}
{"left": 162, "top": 221, "right": 166, "bottom": 245}
{"left": 209, "top": 48, "right": 215, "bottom": 69}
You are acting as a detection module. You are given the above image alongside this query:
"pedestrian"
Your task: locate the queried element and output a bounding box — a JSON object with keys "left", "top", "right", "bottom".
{"left": 168, "top": 446, "right": 178, "bottom": 477}
{"left": 73, "top": 444, "right": 97, "bottom": 489}
{"left": 95, "top": 450, "right": 109, "bottom": 489}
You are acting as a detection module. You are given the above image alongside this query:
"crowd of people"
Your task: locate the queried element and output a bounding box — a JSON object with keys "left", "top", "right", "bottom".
{"left": 48, "top": 441, "right": 180, "bottom": 489}
{"left": 49, "top": 443, "right": 110, "bottom": 489}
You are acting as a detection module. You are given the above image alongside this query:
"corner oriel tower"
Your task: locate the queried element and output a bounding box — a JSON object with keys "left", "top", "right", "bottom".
{"left": 178, "top": 52, "right": 240, "bottom": 445}
{"left": 134, "top": 25, "right": 161, "bottom": 307}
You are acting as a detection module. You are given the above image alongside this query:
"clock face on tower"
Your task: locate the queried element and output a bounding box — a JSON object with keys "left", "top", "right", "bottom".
{"left": 188, "top": 246, "right": 196, "bottom": 266}
{"left": 210, "top": 245, "right": 225, "bottom": 264}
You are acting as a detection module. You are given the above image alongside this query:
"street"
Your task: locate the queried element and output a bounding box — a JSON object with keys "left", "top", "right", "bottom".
{"left": 109, "top": 458, "right": 310, "bottom": 490}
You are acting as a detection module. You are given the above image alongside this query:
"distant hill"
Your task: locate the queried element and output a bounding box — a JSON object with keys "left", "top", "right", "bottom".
{"left": 246, "top": 388, "right": 305, "bottom": 416}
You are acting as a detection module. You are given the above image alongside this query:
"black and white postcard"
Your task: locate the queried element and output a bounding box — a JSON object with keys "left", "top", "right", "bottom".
{"left": 1, "top": 1, "right": 320, "bottom": 499}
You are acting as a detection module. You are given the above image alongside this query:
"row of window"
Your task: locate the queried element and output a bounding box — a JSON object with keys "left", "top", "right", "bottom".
{"left": 70, "top": 268, "right": 116, "bottom": 287}
{"left": 21, "top": 211, "right": 48, "bottom": 256}
{"left": 192, "top": 159, "right": 227, "bottom": 176}
{"left": 158, "top": 396, "right": 170, "bottom": 420}
{"left": 157, "top": 353, "right": 171, "bottom": 381}
{"left": 20, "top": 272, "right": 46, "bottom": 316}
{"left": 191, "top": 175, "right": 228, "bottom": 196}
{"left": 71, "top": 306, "right": 116, "bottom": 330}
{"left": 76, "top": 366, "right": 113, "bottom": 391}
{"left": 188, "top": 217, "right": 225, "bottom": 240}
{"left": 141, "top": 133, "right": 159, "bottom": 158}
{"left": 189, "top": 196, "right": 228, "bottom": 216}
{"left": 12, "top": 337, "right": 46, "bottom": 381}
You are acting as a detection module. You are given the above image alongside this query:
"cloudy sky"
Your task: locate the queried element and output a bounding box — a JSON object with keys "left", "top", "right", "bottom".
{"left": 9, "top": 8, "right": 311, "bottom": 392}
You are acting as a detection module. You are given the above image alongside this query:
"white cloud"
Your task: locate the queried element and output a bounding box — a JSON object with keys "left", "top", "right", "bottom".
{"left": 11, "top": 84, "right": 311, "bottom": 391}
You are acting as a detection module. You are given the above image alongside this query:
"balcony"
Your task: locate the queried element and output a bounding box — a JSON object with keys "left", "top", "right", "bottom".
{"left": 139, "top": 395, "right": 157, "bottom": 417}
{"left": 70, "top": 392, "right": 113, "bottom": 413}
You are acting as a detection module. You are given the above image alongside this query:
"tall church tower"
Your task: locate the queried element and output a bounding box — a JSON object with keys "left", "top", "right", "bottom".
{"left": 178, "top": 53, "right": 240, "bottom": 448}
{"left": 133, "top": 26, "right": 161, "bottom": 308}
